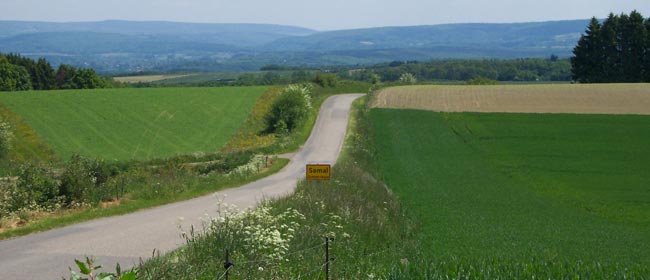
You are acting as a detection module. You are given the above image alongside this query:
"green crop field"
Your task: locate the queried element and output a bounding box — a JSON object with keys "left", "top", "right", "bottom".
{"left": 0, "top": 87, "right": 267, "bottom": 161}
{"left": 151, "top": 72, "right": 241, "bottom": 85}
{"left": 113, "top": 74, "right": 193, "bottom": 83}
{"left": 370, "top": 109, "right": 650, "bottom": 273}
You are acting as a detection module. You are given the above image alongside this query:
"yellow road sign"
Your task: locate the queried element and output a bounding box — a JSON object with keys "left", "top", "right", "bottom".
{"left": 306, "top": 164, "right": 331, "bottom": 181}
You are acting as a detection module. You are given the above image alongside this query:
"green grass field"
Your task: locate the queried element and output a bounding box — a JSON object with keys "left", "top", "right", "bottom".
{"left": 0, "top": 87, "right": 267, "bottom": 161}
{"left": 370, "top": 109, "right": 650, "bottom": 269}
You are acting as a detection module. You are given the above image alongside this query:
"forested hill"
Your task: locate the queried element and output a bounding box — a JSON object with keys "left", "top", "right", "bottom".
{"left": 0, "top": 19, "right": 589, "bottom": 73}
{"left": 265, "top": 20, "right": 588, "bottom": 52}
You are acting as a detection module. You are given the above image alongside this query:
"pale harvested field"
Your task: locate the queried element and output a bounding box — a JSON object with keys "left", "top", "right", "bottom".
{"left": 371, "top": 84, "right": 650, "bottom": 115}
{"left": 114, "top": 74, "right": 191, "bottom": 83}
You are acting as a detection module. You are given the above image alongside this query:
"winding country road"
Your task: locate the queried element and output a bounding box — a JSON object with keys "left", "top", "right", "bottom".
{"left": 0, "top": 93, "right": 364, "bottom": 279}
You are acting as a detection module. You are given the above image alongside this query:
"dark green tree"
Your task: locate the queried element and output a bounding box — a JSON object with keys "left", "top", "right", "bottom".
{"left": 620, "top": 11, "right": 646, "bottom": 82}
{"left": 571, "top": 17, "right": 603, "bottom": 83}
{"left": 572, "top": 11, "right": 650, "bottom": 83}
{"left": 73, "top": 68, "right": 105, "bottom": 89}
{"left": 600, "top": 13, "right": 622, "bottom": 82}
{"left": 0, "top": 56, "right": 32, "bottom": 91}
{"left": 643, "top": 18, "right": 650, "bottom": 83}
{"left": 4, "top": 53, "right": 48, "bottom": 89}
{"left": 311, "top": 73, "right": 338, "bottom": 87}
{"left": 261, "top": 71, "right": 283, "bottom": 85}
{"left": 1, "top": 53, "right": 110, "bottom": 90}
{"left": 56, "top": 64, "right": 77, "bottom": 89}
{"left": 498, "top": 65, "right": 519, "bottom": 81}
{"left": 290, "top": 70, "right": 312, "bottom": 83}
{"left": 235, "top": 73, "right": 258, "bottom": 86}
{"left": 34, "top": 58, "right": 56, "bottom": 90}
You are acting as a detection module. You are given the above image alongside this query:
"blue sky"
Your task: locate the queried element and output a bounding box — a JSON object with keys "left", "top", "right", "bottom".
{"left": 3, "top": 0, "right": 649, "bottom": 30}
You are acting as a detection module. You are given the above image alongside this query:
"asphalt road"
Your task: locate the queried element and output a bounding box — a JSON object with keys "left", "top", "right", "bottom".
{"left": 0, "top": 93, "right": 364, "bottom": 279}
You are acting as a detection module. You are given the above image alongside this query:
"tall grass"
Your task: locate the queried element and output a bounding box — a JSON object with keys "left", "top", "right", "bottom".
{"left": 0, "top": 104, "right": 58, "bottom": 176}
{"left": 140, "top": 162, "right": 413, "bottom": 279}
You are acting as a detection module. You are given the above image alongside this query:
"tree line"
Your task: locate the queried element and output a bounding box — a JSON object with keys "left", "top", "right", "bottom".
{"left": 571, "top": 11, "right": 650, "bottom": 83}
{"left": 254, "top": 58, "right": 572, "bottom": 85}
{"left": 0, "top": 53, "right": 116, "bottom": 91}
{"left": 338, "top": 58, "right": 571, "bottom": 83}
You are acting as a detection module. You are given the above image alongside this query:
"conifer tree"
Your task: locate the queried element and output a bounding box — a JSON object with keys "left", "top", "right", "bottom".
{"left": 620, "top": 11, "right": 646, "bottom": 82}
{"left": 35, "top": 58, "right": 56, "bottom": 90}
{"left": 571, "top": 17, "right": 603, "bottom": 83}
{"left": 600, "top": 13, "right": 622, "bottom": 82}
{"left": 643, "top": 18, "right": 650, "bottom": 83}
{"left": 572, "top": 11, "right": 650, "bottom": 83}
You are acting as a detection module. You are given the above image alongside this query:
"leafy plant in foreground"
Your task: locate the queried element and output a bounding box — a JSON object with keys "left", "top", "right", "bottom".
{"left": 67, "top": 257, "right": 136, "bottom": 280}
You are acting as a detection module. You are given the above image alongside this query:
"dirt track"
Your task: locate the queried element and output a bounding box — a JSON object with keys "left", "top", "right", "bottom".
{"left": 371, "top": 84, "right": 650, "bottom": 115}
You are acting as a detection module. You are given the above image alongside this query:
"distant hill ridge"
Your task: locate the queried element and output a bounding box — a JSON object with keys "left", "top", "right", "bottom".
{"left": 0, "top": 20, "right": 316, "bottom": 37}
{"left": 265, "top": 20, "right": 587, "bottom": 51}
{"left": 0, "top": 19, "right": 589, "bottom": 72}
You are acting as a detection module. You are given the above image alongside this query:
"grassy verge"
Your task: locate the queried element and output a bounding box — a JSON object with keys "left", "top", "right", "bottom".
{"left": 220, "top": 87, "right": 282, "bottom": 153}
{"left": 222, "top": 81, "right": 371, "bottom": 154}
{"left": 0, "top": 104, "right": 58, "bottom": 176}
{"left": 0, "top": 158, "right": 288, "bottom": 240}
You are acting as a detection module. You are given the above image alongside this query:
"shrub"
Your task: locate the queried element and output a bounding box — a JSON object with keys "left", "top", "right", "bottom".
{"left": 370, "top": 73, "right": 381, "bottom": 85}
{"left": 398, "top": 73, "right": 417, "bottom": 84}
{"left": 265, "top": 85, "right": 312, "bottom": 134}
{"left": 467, "top": 76, "right": 499, "bottom": 85}
{"left": 17, "top": 164, "right": 60, "bottom": 206}
{"left": 59, "top": 155, "right": 110, "bottom": 205}
{"left": 0, "top": 56, "right": 32, "bottom": 91}
{"left": 0, "top": 163, "right": 60, "bottom": 217}
{"left": 312, "top": 73, "right": 338, "bottom": 87}
{"left": 219, "top": 151, "right": 255, "bottom": 173}
{"left": 195, "top": 151, "right": 254, "bottom": 175}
